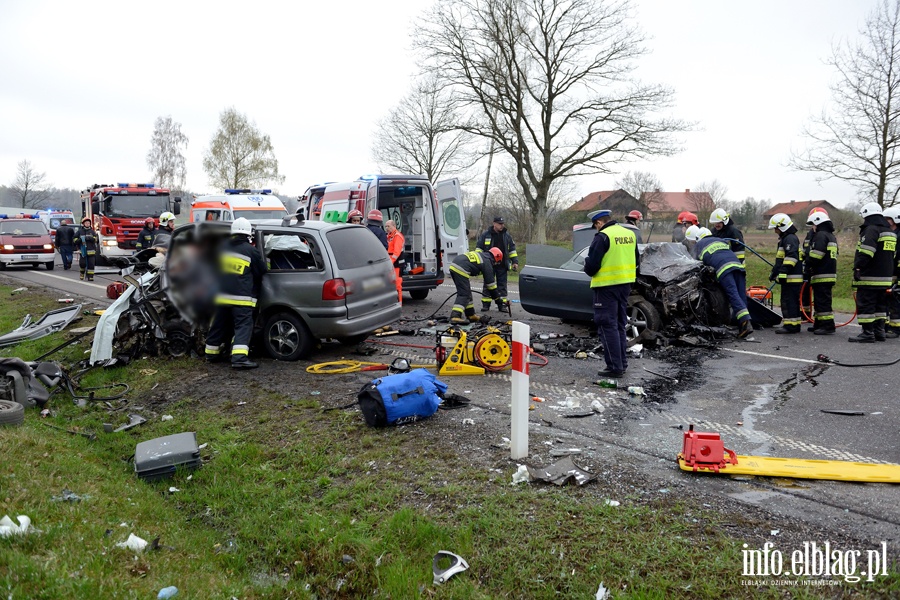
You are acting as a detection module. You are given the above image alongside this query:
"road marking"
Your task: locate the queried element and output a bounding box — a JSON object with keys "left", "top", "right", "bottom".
{"left": 27, "top": 271, "right": 107, "bottom": 290}
{"left": 722, "top": 348, "right": 820, "bottom": 364}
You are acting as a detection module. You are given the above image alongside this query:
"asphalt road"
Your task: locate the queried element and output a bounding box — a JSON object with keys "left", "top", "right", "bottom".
{"left": 0, "top": 254, "right": 118, "bottom": 304}
{"left": 3, "top": 263, "right": 898, "bottom": 551}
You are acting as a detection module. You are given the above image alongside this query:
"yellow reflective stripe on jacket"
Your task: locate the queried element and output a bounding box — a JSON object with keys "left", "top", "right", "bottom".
{"left": 699, "top": 241, "right": 730, "bottom": 260}
{"left": 449, "top": 264, "right": 471, "bottom": 278}
{"left": 215, "top": 293, "right": 257, "bottom": 307}
{"left": 589, "top": 224, "right": 637, "bottom": 288}
{"left": 221, "top": 251, "right": 251, "bottom": 275}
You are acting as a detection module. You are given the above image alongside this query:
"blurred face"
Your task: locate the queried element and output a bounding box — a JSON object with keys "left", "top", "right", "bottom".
{"left": 713, "top": 222, "right": 724, "bottom": 231}
{"left": 493, "top": 221, "right": 504, "bottom": 232}
{"left": 350, "top": 215, "right": 363, "bottom": 224}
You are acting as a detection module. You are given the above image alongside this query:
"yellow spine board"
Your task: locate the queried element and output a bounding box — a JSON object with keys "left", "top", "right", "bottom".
{"left": 678, "top": 454, "right": 900, "bottom": 483}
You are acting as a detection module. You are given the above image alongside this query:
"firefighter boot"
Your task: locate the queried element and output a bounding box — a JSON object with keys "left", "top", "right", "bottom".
{"left": 468, "top": 314, "right": 482, "bottom": 323}
{"left": 874, "top": 320, "right": 887, "bottom": 342}
{"left": 449, "top": 310, "right": 468, "bottom": 325}
{"left": 231, "top": 358, "right": 259, "bottom": 370}
{"left": 737, "top": 319, "right": 753, "bottom": 339}
{"left": 481, "top": 301, "right": 491, "bottom": 312}
{"left": 886, "top": 326, "right": 900, "bottom": 339}
{"left": 848, "top": 323, "right": 876, "bottom": 343}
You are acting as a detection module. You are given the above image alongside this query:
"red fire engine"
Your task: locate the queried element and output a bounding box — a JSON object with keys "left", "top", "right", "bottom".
{"left": 80, "top": 183, "right": 181, "bottom": 262}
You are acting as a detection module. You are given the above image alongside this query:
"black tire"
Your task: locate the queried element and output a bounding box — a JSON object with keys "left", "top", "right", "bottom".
{"left": 45, "top": 261, "right": 55, "bottom": 270}
{"left": 0, "top": 400, "right": 25, "bottom": 426}
{"left": 409, "top": 289, "right": 429, "bottom": 300}
{"left": 626, "top": 296, "right": 662, "bottom": 341}
{"left": 262, "top": 311, "right": 314, "bottom": 361}
{"left": 703, "top": 286, "right": 732, "bottom": 326}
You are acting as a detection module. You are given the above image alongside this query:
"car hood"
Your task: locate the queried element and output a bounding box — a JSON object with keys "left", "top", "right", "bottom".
{"left": 637, "top": 243, "right": 701, "bottom": 283}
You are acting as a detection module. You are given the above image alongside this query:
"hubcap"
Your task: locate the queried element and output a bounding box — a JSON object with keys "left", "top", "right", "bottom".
{"left": 269, "top": 320, "right": 299, "bottom": 355}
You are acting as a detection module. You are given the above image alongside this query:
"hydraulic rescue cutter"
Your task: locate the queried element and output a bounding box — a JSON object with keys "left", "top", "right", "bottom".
{"left": 678, "top": 425, "right": 900, "bottom": 483}
{"left": 435, "top": 323, "right": 512, "bottom": 376}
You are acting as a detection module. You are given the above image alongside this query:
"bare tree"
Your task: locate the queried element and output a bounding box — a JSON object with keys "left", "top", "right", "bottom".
{"left": 416, "top": 0, "right": 690, "bottom": 244}
{"left": 614, "top": 170, "right": 663, "bottom": 213}
{"left": 10, "top": 160, "right": 54, "bottom": 209}
{"left": 791, "top": 0, "right": 900, "bottom": 208}
{"left": 202, "top": 107, "right": 285, "bottom": 191}
{"left": 147, "top": 116, "right": 188, "bottom": 191}
{"left": 727, "top": 196, "right": 770, "bottom": 229}
{"left": 687, "top": 179, "right": 728, "bottom": 217}
{"left": 372, "top": 75, "right": 477, "bottom": 182}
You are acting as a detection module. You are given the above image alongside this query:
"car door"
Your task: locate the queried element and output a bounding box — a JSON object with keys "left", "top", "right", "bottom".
{"left": 434, "top": 178, "right": 467, "bottom": 272}
{"left": 519, "top": 248, "right": 594, "bottom": 322}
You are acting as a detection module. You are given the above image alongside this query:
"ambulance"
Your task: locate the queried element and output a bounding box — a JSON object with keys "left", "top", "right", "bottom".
{"left": 299, "top": 175, "right": 466, "bottom": 300}
{"left": 36, "top": 209, "right": 76, "bottom": 243}
{"left": 190, "top": 189, "right": 288, "bottom": 223}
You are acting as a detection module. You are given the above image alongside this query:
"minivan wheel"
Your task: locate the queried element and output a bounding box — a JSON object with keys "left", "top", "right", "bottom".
{"left": 409, "top": 289, "right": 429, "bottom": 300}
{"left": 263, "top": 312, "right": 313, "bottom": 361}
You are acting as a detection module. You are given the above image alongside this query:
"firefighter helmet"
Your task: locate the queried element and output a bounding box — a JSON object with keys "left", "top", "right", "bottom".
{"left": 367, "top": 209, "right": 383, "bottom": 222}
{"left": 627, "top": 210, "right": 643, "bottom": 221}
{"left": 489, "top": 247, "right": 503, "bottom": 263}
{"left": 159, "top": 211, "right": 176, "bottom": 226}
{"left": 81, "top": 217, "right": 91, "bottom": 226}
{"left": 883, "top": 205, "right": 900, "bottom": 223}
{"left": 348, "top": 209, "right": 364, "bottom": 222}
{"left": 709, "top": 208, "right": 730, "bottom": 225}
{"left": 859, "top": 202, "right": 883, "bottom": 218}
{"left": 676, "top": 211, "right": 690, "bottom": 224}
{"left": 231, "top": 217, "right": 252, "bottom": 237}
{"left": 807, "top": 211, "right": 831, "bottom": 226}
{"left": 683, "top": 225, "right": 701, "bottom": 241}
{"left": 768, "top": 213, "right": 793, "bottom": 232}
{"left": 807, "top": 206, "right": 828, "bottom": 223}
{"left": 145, "top": 217, "right": 155, "bottom": 227}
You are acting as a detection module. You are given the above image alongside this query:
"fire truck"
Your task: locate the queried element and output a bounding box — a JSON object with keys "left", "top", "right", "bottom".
{"left": 80, "top": 183, "right": 181, "bottom": 262}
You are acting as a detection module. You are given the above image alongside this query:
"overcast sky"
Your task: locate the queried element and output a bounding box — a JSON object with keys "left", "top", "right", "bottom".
{"left": 0, "top": 0, "right": 879, "bottom": 208}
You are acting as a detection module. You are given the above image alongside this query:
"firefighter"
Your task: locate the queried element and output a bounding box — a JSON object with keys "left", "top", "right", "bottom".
{"left": 204, "top": 218, "right": 267, "bottom": 368}
{"left": 449, "top": 247, "right": 503, "bottom": 324}
{"left": 768, "top": 213, "right": 803, "bottom": 334}
{"left": 348, "top": 209, "right": 364, "bottom": 225}
{"left": 159, "top": 211, "right": 176, "bottom": 234}
{"left": 55, "top": 219, "right": 75, "bottom": 270}
{"left": 850, "top": 202, "right": 896, "bottom": 343}
{"left": 883, "top": 205, "right": 900, "bottom": 338}
{"left": 799, "top": 207, "right": 828, "bottom": 316}
{"left": 135, "top": 217, "right": 157, "bottom": 252}
{"left": 710, "top": 208, "right": 746, "bottom": 262}
{"left": 685, "top": 226, "right": 753, "bottom": 338}
{"left": 366, "top": 209, "right": 388, "bottom": 249}
{"left": 476, "top": 216, "right": 519, "bottom": 312}
{"left": 803, "top": 210, "right": 838, "bottom": 335}
{"left": 385, "top": 219, "right": 405, "bottom": 304}
{"left": 621, "top": 210, "right": 644, "bottom": 244}
{"left": 73, "top": 217, "right": 98, "bottom": 281}
{"left": 583, "top": 209, "right": 639, "bottom": 378}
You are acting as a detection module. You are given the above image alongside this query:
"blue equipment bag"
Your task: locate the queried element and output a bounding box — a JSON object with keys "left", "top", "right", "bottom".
{"left": 358, "top": 369, "right": 448, "bottom": 427}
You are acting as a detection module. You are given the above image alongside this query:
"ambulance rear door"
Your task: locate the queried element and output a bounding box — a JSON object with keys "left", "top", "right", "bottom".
{"left": 434, "top": 178, "right": 467, "bottom": 274}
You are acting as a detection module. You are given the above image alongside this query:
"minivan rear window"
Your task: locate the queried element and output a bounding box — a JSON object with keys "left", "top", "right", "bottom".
{"left": 326, "top": 227, "right": 390, "bottom": 270}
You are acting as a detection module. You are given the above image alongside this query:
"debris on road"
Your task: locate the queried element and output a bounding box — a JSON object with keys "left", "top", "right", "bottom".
{"left": 116, "top": 533, "right": 148, "bottom": 552}
{"left": 0, "top": 304, "right": 82, "bottom": 348}
{"left": 527, "top": 455, "right": 596, "bottom": 486}
{"left": 0, "top": 515, "right": 32, "bottom": 537}
{"left": 820, "top": 409, "right": 866, "bottom": 416}
{"left": 433, "top": 550, "right": 469, "bottom": 585}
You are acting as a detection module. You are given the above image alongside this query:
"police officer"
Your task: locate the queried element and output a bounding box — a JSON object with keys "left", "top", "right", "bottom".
{"left": 385, "top": 219, "right": 405, "bottom": 304}
{"left": 850, "top": 203, "right": 896, "bottom": 343}
{"left": 883, "top": 205, "right": 900, "bottom": 338}
{"left": 685, "top": 226, "right": 753, "bottom": 338}
{"left": 710, "top": 208, "right": 745, "bottom": 262}
{"left": 768, "top": 213, "right": 803, "bottom": 334}
{"left": 366, "top": 209, "right": 388, "bottom": 249}
{"left": 449, "top": 247, "right": 502, "bottom": 324}
{"left": 583, "top": 209, "right": 639, "bottom": 378}
{"left": 476, "top": 216, "right": 519, "bottom": 311}
{"left": 804, "top": 210, "right": 839, "bottom": 335}
{"left": 73, "top": 217, "right": 98, "bottom": 281}
{"left": 621, "top": 210, "right": 644, "bottom": 244}
{"left": 204, "top": 218, "right": 267, "bottom": 368}
{"left": 55, "top": 219, "right": 75, "bottom": 270}
{"left": 135, "top": 217, "right": 157, "bottom": 252}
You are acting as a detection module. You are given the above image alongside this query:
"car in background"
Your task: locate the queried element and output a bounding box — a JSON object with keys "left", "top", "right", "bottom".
{"left": 519, "top": 243, "right": 731, "bottom": 340}
{"left": 165, "top": 219, "right": 401, "bottom": 360}
{"left": 0, "top": 216, "right": 55, "bottom": 270}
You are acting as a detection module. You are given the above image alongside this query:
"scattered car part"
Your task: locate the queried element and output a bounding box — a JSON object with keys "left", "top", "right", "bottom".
{"left": 134, "top": 432, "right": 202, "bottom": 481}
{"left": 0, "top": 399, "right": 25, "bottom": 426}
{"left": 41, "top": 422, "right": 96, "bottom": 440}
{"left": 114, "top": 414, "right": 147, "bottom": 433}
{"left": 0, "top": 304, "right": 83, "bottom": 348}
{"left": 526, "top": 455, "right": 597, "bottom": 486}
{"left": 820, "top": 409, "right": 865, "bottom": 416}
{"left": 678, "top": 425, "right": 900, "bottom": 483}
{"left": 432, "top": 551, "right": 470, "bottom": 585}
{"left": 0, "top": 515, "right": 31, "bottom": 537}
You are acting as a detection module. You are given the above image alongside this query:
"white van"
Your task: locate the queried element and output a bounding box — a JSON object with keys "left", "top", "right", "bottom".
{"left": 300, "top": 175, "right": 466, "bottom": 299}
{"left": 190, "top": 189, "right": 288, "bottom": 223}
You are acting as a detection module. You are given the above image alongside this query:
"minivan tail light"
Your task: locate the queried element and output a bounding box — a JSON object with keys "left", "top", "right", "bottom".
{"left": 323, "top": 278, "right": 346, "bottom": 300}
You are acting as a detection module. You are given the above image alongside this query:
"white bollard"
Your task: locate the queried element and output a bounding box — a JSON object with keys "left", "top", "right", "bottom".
{"left": 510, "top": 321, "right": 530, "bottom": 459}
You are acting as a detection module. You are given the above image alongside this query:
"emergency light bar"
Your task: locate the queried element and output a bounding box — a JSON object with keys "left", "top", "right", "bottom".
{"left": 116, "top": 183, "right": 156, "bottom": 188}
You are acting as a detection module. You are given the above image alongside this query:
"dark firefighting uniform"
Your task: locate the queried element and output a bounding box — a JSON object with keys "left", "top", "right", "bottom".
{"left": 712, "top": 221, "right": 746, "bottom": 262}
{"left": 853, "top": 214, "right": 896, "bottom": 339}
{"left": 135, "top": 224, "right": 157, "bottom": 251}
{"left": 770, "top": 225, "right": 803, "bottom": 332}
{"left": 73, "top": 224, "right": 98, "bottom": 281}
{"left": 476, "top": 226, "right": 518, "bottom": 309}
{"left": 694, "top": 236, "right": 751, "bottom": 326}
{"left": 449, "top": 250, "right": 498, "bottom": 321}
{"left": 804, "top": 222, "right": 838, "bottom": 332}
{"left": 583, "top": 221, "right": 639, "bottom": 374}
{"left": 205, "top": 235, "right": 266, "bottom": 363}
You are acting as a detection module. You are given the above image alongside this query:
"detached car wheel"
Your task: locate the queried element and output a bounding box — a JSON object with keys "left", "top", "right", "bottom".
{"left": 408, "top": 289, "right": 429, "bottom": 300}
{"left": 626, "top": 297, "right": 662, "bottom": 341}
{"left": 0, "top": 400, "right": 25, "bottom": 426}
{"left": 263, "top": 312, "right": 313, "bottom": 361}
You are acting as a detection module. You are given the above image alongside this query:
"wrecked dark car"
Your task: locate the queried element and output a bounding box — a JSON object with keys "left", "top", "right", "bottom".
{"left": 519, "top": 243, "right": 731, "bottom": 340}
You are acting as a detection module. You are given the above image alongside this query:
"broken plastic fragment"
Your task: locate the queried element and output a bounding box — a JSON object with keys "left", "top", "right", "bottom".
{"left": 511, "top": 464, "right": 530, "bottom": 485}
{"left": 433, "top": 550, "right": 469, "bottom": 585}
{"left": 116, "top": 533, "right": 148, "bottom": 552}
{"left": 157, "top": 586, "right": 179, "bottom": 599}
{"left": 590, "top": 400, "right": 604, "bottom": 413}
{"left": 604, "top": 499, "right": 620, "bottom": 507}
{"left": 0, "top": 515, "right": 31, "bottom": 537}
{"left": 161, "top": 415, "right": 174, "bottom": 421}
{"left": 596, "top": 582, "right": 610, "bottom": 600}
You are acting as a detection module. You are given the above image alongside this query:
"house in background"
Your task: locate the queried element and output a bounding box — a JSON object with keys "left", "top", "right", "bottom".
{"left": 566, "top": 189, "right": 639, "bottom": 215}
{"left": 639, "top": 189, "right": 715, "bottom": 223}
{"left": 762, "top": 200, "right": 839, "bottom": 229}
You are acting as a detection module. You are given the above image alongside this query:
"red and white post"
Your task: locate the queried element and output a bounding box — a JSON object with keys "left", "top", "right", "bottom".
{"left": 510, "top": 320, "right": 530, "bottom": 459}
